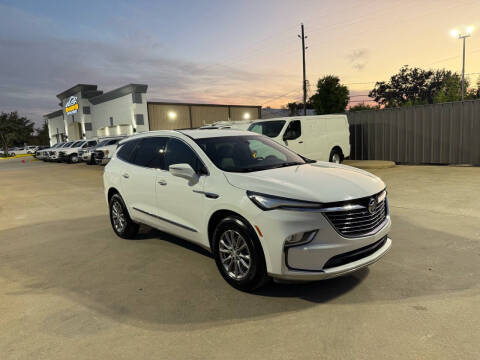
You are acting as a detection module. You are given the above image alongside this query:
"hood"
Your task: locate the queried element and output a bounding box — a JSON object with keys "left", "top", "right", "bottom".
{"left": 223, "top": 162, "right": 385, "bottom": 203}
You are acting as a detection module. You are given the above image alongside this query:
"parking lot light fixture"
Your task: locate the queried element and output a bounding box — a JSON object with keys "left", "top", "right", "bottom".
{"left": 243, "top": 112, "right": 250, "bottom": 120}
{"left": 168, "top": 111, "right": 177, "bottom": 120}
{"left": 451, "top": 26, "right": 474, "bottom": 101}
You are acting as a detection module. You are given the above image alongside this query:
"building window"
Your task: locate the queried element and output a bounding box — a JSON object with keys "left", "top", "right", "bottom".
{"left": 132, "top": 93, "right": 142, "bottom": 104}
{"left": 135, "top": 114, "right": 144, "bottom": 125}
{"left": 83, "top": 106, "right": 91, "bottom": 114}
{"left": 109, "top": 117, "right": 113, "bottom": 126}
{"left": 84, "top": 122, "right": 93, "bottom": 131}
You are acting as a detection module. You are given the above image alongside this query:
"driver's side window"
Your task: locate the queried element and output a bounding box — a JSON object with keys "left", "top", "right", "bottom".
{"left": 284, "top": 120, "right": 301, "bottom": 140}
{"left": 165, "top": 138, "right": 205, "bottom": 174}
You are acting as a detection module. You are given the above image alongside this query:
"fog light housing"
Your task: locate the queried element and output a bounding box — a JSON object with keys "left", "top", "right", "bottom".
{"left": 284, "top": 230, "right": 318, "bottom": 247}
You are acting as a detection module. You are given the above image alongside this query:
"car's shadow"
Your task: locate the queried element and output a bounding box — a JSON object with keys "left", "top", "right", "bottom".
{"left": 1, "top": 214, "right": 478, "bottom": 330}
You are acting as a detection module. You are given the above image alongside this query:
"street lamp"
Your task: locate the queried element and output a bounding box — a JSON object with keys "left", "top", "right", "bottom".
{"left": 451, "top": 26, "right": 474, "bottom": 101}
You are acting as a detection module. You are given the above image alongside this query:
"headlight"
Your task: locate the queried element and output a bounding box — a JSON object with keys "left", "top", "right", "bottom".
{"left": 247, "top": 191, "right": 323, "bottom": 211}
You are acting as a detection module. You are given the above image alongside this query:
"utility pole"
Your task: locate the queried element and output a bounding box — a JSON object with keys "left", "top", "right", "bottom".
{"left": 451, "top": 26, "right": 474, "bottom": 101}
{"left": 461, "top": 35, "right": 467, "bottom": 101}
{"left": 298, "top": 24, "right": 308, "bottom": 115}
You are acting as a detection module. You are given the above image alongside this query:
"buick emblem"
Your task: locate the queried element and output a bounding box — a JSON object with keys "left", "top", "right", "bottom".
{"left": 368, "top": 198, "right": 376, "bottom": 214}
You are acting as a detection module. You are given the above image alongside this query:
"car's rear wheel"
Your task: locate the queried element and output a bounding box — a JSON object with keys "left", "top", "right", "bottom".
{"left": 212, "top": 216, "right": 269, "bottom": 291}
{"left": 109, "top": 193, "right": 139, "bottom": 239}
{"left": 329, "top": 148, "right": 343, "bottom": 164}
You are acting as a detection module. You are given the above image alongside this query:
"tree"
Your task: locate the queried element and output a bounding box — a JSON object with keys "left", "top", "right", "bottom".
{"left": 0, "top": 112, "right": 35, "bottom": 156}
{"left": 33, "top": 120, "right": 50, "bottom": 145}
{"left": 286, "top": 101, "right": 313, "bottom": 116}
{"left": 348, "top": 103, "right": 380, "bottom": 112}
{"left": 369, "top": 66, "right": 461, "bottom": 107}
{"left": 434, "top": 73, "right": 467, "bottom": 103}
{"left": 309, "top": 75, "right": 349, "bottom": 115}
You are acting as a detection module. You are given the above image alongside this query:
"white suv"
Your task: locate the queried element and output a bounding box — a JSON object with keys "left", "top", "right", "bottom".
{"left": 103, "top": 130, "right": 391, "bottom": 291}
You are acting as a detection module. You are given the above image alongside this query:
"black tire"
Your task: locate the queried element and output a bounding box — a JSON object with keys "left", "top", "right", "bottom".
{"left": 329, "top": 148, "right": 343, "bottom": 164}
{"left": 109, "top": 193, "right": 139, "bottom": 239}
{"left": 212, "top": 216, "right": 269, "bottom": 292}
{"left": 69, "top": 154, "right": 79, "bottom": 163}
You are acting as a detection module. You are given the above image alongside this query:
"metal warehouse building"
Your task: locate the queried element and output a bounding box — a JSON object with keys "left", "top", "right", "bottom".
{"left": 44, "top": 84, "right": 261, "bottom": 146}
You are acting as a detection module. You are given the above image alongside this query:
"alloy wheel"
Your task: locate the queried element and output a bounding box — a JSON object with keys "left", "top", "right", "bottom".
{"left": 111, "top": 200, "right": 126, "bottom": 233}
{"left": 219, "top": 230, "right": 251, "bottom": 280}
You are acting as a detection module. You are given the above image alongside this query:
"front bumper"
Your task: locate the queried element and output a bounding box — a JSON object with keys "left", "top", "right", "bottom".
{"left": 95, "top": 157, "right": 110, "bottom": 165}
{"left": 253, "top": 203, "right": 392, "bottom": 281}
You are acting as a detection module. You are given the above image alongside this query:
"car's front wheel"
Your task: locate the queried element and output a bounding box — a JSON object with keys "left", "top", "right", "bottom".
{"left": 212, "top": 216, "right": 269, "bottom": 291}
{"left": 109, "top": 193, "right": 139, "bottom": 239}
{"left": 69, "top": 154, "right": 79, "bottom": 163}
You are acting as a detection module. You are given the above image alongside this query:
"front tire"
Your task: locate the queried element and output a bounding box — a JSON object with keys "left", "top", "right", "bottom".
{"left": 69, "top": 154, "right": 79, "bottom": 163}
{"left": 109, "top": 194, "right": 139, "bottom": 239}
{"left": 212, "top": 216, "right": 269, "bottom": 291}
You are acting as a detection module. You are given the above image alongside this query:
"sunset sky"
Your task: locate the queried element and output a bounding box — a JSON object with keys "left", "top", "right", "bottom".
{"left": 1, "top": 0, "right": 480, "bottom": 125}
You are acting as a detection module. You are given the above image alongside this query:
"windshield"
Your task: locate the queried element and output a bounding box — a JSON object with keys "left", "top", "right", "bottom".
{"left": 62, "top": 142, "right": 74, "bottom": 147}
{"left": 105, "top": 139, "right": 121, "bottom": 145}
{"left": 71, "top": 141, "right": 84, "bottom": 147}
{"left": 247, "top": 120, "right": 286, "bottom": 138}
{"left": 195, "top": 135, "right": 306, "bottom": 173}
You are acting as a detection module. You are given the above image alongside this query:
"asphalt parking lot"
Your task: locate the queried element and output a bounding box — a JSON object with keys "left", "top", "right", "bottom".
{"left": 0, "top": 158, "right": 479, "bottom": 359}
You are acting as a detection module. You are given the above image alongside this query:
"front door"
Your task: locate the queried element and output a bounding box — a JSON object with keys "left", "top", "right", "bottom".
{"left": 155, "top": 137, "right": 207, "bottom": 245}
{"left": 282, "top": 120, "right": 305, "bottom": 156}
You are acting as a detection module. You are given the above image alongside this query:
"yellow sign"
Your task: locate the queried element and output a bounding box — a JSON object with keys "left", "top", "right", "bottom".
{"left": 66, "top": 103, "right": 79, "bottom": 114}
{"left": 65, "top": 96, "right": 78, "bottom": 115}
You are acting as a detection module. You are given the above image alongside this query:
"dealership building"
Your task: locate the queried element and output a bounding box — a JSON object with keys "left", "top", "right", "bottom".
{"left": 44, "top": 84, "right": 261, "bottom": 146}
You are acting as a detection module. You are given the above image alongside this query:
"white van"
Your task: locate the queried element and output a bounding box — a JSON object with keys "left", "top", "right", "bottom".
{"left": 247, "top": 115, "right": 350, "bottom": 163}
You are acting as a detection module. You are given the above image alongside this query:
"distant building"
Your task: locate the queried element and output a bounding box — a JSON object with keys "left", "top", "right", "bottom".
{"left": 261, "top": 107, "right": 315, "bottom": 119}
{"left": 44, "top": 84, "right": 261, "bottom": 146}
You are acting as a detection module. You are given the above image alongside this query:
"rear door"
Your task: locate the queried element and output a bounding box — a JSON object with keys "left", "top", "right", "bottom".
{"left": 119, "top": 137, "right": 167, "bottom": 227}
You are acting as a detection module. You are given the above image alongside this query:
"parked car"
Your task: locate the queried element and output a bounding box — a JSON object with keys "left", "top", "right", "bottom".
{"left": 200, "top": 120, "right": 253, "bottom": 131}
{"left": 81, "top": 138, "right": 116, "bottom": 165}
{"left": 94, "top": 137, "right": 125, "bottom": 165}
{"left": 103, "top": 130, "right": 391, "bottom": 291}
{"left": 247, "top": 115, "right": 350, "bottom": 163}
{"left": 58, "top": 139, "right": 97, "bottom": 163}
{"left": 35, "top": 144, "right": 62, "bottom": 160}
{"left": 8, "top": 147, "right": 28, "bottom": 156}
{"left": 48, "top": 141, "right": 76, "bottom": 161}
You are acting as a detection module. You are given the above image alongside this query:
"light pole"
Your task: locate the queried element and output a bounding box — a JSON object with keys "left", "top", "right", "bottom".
{"left": 451, "top": 26, "right": 474, "bottom": 101}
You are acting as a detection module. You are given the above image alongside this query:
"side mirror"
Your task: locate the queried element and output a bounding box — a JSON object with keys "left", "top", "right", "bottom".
{"left": 169, "top": 163, "right": 198, "bottom": 181}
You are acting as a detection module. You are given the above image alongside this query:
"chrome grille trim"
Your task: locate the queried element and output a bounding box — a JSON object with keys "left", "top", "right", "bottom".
{"left": 323, "top": 192, "right": 388, "bottom": 238}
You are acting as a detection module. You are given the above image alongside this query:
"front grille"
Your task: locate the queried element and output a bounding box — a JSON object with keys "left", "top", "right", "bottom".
{"left": 94, "top": 150, "right": 104, "bottom": 159}
{"left": 323, "top": 237, "right": 387, "bottom": 269}
{"left": 59, "top": 151, "right": 66, "bottom": 157}
{"left": 324, "top": 193, "right": 387, "bottom": 237}
{"left": 78, "top": 150, "right": 84, "bottom": 156}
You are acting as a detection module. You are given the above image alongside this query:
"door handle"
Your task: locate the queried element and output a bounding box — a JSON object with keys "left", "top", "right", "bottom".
{"left": 298, "top": 141, "right": 303, "bottom": 143}
{"left": 122, "top": 173, "right": 130, "bottom": 179}
{"left": 157, "top": 179, "right": 167, "bottom": 186}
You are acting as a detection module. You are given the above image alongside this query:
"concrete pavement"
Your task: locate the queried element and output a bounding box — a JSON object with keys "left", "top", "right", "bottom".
{"left": 0, "top": 158, "right": 479, "bottom": 359}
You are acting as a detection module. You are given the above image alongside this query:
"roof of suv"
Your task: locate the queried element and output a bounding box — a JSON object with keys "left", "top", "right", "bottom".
{"left": 121, "top": 129, "right": 257, "bottom": 142}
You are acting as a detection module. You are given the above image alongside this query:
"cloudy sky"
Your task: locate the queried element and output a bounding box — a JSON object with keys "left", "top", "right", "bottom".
{"left": 1, "top": 0, "right": 480, "bottom": 126}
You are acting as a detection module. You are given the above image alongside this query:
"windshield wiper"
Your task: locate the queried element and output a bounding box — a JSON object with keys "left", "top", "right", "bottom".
{"left": 269, "top": 161, "right": 304, "bottom": 169}
{"left": 235, "top": 162, "right": 304, "bottom": 173}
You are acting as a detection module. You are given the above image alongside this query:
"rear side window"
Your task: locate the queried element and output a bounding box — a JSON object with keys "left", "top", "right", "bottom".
{"left": 131, "top": 137, "right": 167, "bottom": 168}
{"left": 164, "top": 138, "right": 204, "bottom": 173}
